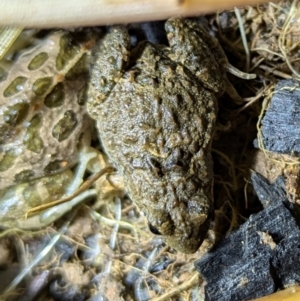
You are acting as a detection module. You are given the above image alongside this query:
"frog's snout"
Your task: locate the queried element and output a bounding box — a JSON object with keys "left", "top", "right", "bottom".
{"left": 165, "top": 211, "right": 212, "bottom": 254}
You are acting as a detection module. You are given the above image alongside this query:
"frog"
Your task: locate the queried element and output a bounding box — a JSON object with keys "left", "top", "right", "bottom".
{"left": 86, "top": 17, "right": 250, "bottom": 253}
{"left": 0, "top": 30, "right": 94, "bottom": 190}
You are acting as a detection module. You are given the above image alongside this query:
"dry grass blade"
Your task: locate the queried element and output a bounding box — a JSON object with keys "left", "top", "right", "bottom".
{"left": 26, "top": 166, "right": 115, "bottom": 216}
{"left": 234, "top": 7, "right": 251, "bottom": 72}
{"left": 150, "top": 272, "right": 200, "bottom": 301}
{"left": 0, "top": 27, "right": 23, "bottom": 59}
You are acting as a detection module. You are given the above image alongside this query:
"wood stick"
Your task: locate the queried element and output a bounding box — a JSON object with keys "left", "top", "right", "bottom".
{"left": 0, "top": 0, "right": 269, "bottom": 28}
{"left": 251, "top": 286, "right": 300, "bottom": 301}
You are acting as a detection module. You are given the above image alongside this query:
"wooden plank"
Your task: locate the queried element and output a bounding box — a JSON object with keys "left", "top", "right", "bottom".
{"left": 0, "top": 0, "right": 269, "bottom": 28}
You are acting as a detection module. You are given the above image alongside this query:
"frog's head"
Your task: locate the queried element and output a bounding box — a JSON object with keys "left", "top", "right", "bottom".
{"left": 145, "top": 191, "right": 214, "bottom": 254}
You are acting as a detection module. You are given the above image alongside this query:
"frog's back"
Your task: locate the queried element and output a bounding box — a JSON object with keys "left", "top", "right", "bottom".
{"left": 90, "top": 40, "right": 216, "bottom": 253}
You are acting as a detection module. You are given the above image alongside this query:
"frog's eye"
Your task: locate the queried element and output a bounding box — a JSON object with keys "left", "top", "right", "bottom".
{"left": 149, "top": 223, "right": 162, "bottom": 235}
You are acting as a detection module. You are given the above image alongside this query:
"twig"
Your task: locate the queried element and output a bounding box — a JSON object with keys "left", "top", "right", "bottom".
{"left": 259, "top": 64, "right": 293, "bottom": 79}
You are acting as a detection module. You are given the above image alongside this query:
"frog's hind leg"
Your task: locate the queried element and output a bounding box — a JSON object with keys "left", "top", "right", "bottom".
{"left": 165, "top": 17, "right": 226, "bottom": 95}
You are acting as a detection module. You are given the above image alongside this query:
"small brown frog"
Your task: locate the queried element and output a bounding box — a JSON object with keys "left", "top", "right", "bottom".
{"left": 87, "top": 17, "right": 252, "bottom": 253}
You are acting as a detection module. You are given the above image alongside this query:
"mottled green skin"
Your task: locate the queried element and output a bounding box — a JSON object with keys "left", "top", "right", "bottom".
{"left": 88, "top": 18, "right": 229, "bottom": 253}
{"left": 0, "top": 170, "right": 73, "bottom": 229}
{"left": 0, "top": 32, "right": 92, "bottom": 189}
